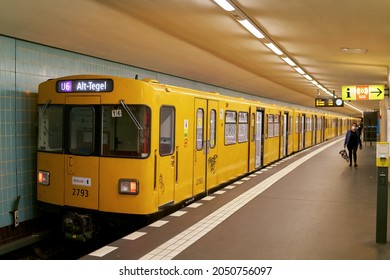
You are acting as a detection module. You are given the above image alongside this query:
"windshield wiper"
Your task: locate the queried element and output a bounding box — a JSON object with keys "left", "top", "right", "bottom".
{"left": 119, "top": 99, "right": 143, "bottom": 130}
{"left": 34, "top": 99, "right": 51, "bottom": 126}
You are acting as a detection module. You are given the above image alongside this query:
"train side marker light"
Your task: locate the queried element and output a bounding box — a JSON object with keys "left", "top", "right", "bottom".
{"left": 119, "top": 179, "right": 139, "bottom": 195}
{"left": 38, "top": 170, "right": 50, "bottom": 185}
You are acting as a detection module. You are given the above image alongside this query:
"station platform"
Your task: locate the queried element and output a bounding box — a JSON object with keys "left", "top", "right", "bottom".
{"left": 81, "top": 137, "right": 390, "bottom": 260}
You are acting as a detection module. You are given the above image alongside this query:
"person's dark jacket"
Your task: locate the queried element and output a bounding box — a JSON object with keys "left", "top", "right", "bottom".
{"left": 344, "top": 130, "right": 362, "bottom": 147}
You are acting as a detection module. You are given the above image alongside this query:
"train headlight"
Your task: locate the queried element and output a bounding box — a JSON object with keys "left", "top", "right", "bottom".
{"left": 38, "top": 170, "right": 50, "bottom": 185}
{"left": 118, "top": 179, "right": 139, "bottom": 195}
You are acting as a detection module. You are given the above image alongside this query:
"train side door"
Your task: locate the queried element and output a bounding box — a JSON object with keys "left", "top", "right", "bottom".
{"left": 206, "top": 100, "right": 219, "bottom": 188}
{"left": 64, "top": 96, "right": 100, "bottom": 210}
{"left": 193, "top": 98, "right": 207, "bottom": 195}
{"left": 300, "top": 114, "right": 306, "bottom": 149}
{"left": 255, "top": 109, "right": 263, "bottom": 168}
{"left": 313, "top": 116, "right": 317, "bottom": 144}
{"left": 248, "top": 106, "right": 257, "bottom": 171}
{"left": 282, "top": 112, "right": 288, "bottom": 157}
{"left": 158, "top": 106, "right": 176, "bottom": 208}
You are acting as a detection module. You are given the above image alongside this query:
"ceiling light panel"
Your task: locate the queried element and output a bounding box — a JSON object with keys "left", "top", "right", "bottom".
{"left": 281, "top": 57, "right": 296, "bottom": 67}
{"left": 264, "top": 42, "right": 283, "bottom": 55}
{"left": 238, "top": 19, "right": 265, "bottom": 39}
{"left": 212, "top": 0, "right": 235, "bottom": 11}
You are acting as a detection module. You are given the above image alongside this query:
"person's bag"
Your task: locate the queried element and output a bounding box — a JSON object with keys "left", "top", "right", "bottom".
{"left": 339, "top": 149, "right": 349, "bottom": 162}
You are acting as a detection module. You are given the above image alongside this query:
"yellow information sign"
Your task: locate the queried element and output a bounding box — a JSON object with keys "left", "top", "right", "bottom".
{"left": 342, "top": 85, "right": 384, "bottom": 100}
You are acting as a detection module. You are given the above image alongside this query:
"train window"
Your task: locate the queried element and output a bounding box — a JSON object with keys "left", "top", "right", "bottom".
{"left": 251, "top": 113, "right": 255, "bottom": 142}
{"left": 225, "top": 110, "right": 237, "bottom": 145}
{"left": 307, "top": 117, "right": 312, "bottom": 132}
{"left": 69, "top": 106, "right": 95, "bottom": 156}
{"left": 268, "top": 115, "right": 274, "bottom": 138}
{"left": 209, "top": 109, "right": 216, "bottom": 148}
{"left": 274, "top": 114, "right": 280, "bottom": 137}
{"left": 238, "top": 112, "right": 248, "bottom": 143}
{"left": 37, "top": 106, "right": 64, "bottom": 152}
{"left": 101, "top": 105, "right": 151, "bottom": 158}
{"left": 196, "top": 109, "right": 204, "bottom": 150}
{"left": 160, "top": 106, "right": 175, "bottom": 156}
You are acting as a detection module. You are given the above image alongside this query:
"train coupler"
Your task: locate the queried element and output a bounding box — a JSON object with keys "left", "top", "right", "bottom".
{"left": 62, "top": 212, "right": 94, "bottom": 242}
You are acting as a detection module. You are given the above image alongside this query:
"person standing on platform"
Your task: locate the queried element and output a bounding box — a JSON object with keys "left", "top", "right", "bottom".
{"left": 357, "top": 117, "right": 364, "bottom": 142}
{"left": 344, "top": 123, "right": 362, "bottom": 167}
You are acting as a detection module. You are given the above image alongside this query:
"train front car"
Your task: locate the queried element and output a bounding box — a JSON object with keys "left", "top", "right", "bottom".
{"left": 37, "top": 75, "right": 156, "bottom": 241}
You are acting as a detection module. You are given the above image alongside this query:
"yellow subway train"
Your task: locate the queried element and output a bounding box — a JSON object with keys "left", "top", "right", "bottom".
{"left": 36, "top": 75, "right": 355, "bottom": 240}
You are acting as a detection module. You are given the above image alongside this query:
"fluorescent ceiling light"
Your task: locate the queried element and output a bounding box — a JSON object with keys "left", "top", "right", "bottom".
{"left": 303, "top": 74, "right": 313, "bottom": 81}
{"left": 213, "top": 0, "right": 235, "bottom": 11}
{"left": 310, "top": 80, "right": 319, "bottom": 85}
{"left": 340, "top": 47, "right": 368, "bottom": 54}
{"left": 238, "top": 19, "right": 265, "bottom": 39}
{"left": 264, "top": 43, "right": 283, "bottom": 55}
{"left": 281, "top": 57, "right": 296, "bottom": 67}
{"left": 294, "top": 67, "right": 305, "bottom": 75}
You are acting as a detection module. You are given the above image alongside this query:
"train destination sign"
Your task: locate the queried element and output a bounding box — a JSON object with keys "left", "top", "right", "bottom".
{"left": 315, "top": 98, "right": 344, "bottom": 107}
{"left": 341, "top": 85, "right": 384, "bottom": 100}
{"left": 56, "top": 79, "right": 113, "bottom": 93}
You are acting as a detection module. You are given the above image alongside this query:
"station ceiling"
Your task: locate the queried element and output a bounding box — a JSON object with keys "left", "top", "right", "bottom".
{"left": 1, "top": 0, "right": 389, "bottom": 117}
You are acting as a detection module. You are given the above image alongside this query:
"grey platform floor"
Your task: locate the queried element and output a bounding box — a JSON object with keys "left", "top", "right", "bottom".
{"left": 82, "top": 137, "right": 390, "bottom": 260}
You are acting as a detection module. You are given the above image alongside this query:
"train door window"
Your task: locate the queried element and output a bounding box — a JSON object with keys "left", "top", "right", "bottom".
{"left": 225, "top": 110, "right": 237, "bottom": 145}
{"left": 209, "top": 109, "right": 216, "bottom": 148}
{"left": 196, "top": 109, "right": 204, "bottom": 150}
{"left": 274, "top": 114, "right": 280, "bottom": 137}
{"left": 69, "top": 106, "right": 95, "bottom": 156}
{"left": 101, "top": 105, "right": 151, "bottom": 157}
{"left": 160, "top": 106, "right": 175, "bottom": 156}
{"left": 238, "top": 112, "right": 248, "bottom": 143}
{"left": 251, "top": 113, "right": 255, "bottom": 142}
{"left": 268, "top": 115, "right": 274, "bottom": 138}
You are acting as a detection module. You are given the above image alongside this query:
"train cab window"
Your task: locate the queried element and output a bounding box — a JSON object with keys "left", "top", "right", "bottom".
{"left": 160, "top": 106, "right": 175, "bottom": 156}
{"left": 37, "top": 106, "right": 64, "bottom": 152}
{"left": 69, "top": 106, "right": 95, "bottom": 156}
{"left": 101, "top": 105, "right": 151, "bottom": 158}
{"left": 209, "top": 109, "right": 216, "bottom": 148}
{"left": 196, "top": 109, "right": 204, "bottom": 150}
{"left": 225, "top": 110, "right": 237, "bottom": 145}
{"left": 238, "top": 112, "right": 248, "bottom": 143}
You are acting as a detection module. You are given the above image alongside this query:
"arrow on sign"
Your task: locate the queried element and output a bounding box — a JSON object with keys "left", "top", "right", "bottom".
{"left": 371, "top": 88, "right": 383, "bottom": 97}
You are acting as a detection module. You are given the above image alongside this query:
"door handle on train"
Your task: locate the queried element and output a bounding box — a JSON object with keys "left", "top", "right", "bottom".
{"left": 68, "top": 156, "right": 74, "bottom": 174}
{"left": 171, "top": 155, "right": 175, "bottom": 167}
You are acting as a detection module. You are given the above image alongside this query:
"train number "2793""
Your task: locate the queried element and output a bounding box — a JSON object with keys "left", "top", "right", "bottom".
{"left": 72, "top": 188, "right": 89, "bottom": 197}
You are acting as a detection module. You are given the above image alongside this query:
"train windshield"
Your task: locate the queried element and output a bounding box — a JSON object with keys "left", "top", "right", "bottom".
{"left": 101, "top": 105, "right": 151, "bottom": 158}
{"left": 37, "top": 106, "right": 64, "bottom": 152}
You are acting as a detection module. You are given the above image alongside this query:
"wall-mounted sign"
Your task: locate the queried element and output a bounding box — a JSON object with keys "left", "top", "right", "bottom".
{"left": 315, "top": 98, "right": 344, "bottom": 107}
{"left": 341, "top": 85, "right": 384, "bottom": 100}
{"left": 56, "top": 79, "right": 113, "bottom": 93}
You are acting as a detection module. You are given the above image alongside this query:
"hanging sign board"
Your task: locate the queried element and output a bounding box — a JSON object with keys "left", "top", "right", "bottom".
{"left": 341, "top": 85, "right": 384, "bottom": 100}
{"left": 315, "top": 98, "right": 343, "bottom": 107}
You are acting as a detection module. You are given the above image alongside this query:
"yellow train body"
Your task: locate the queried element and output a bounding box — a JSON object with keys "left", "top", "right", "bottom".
{"left": 37, "top": 75, "right": 355, "bottom": 219}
